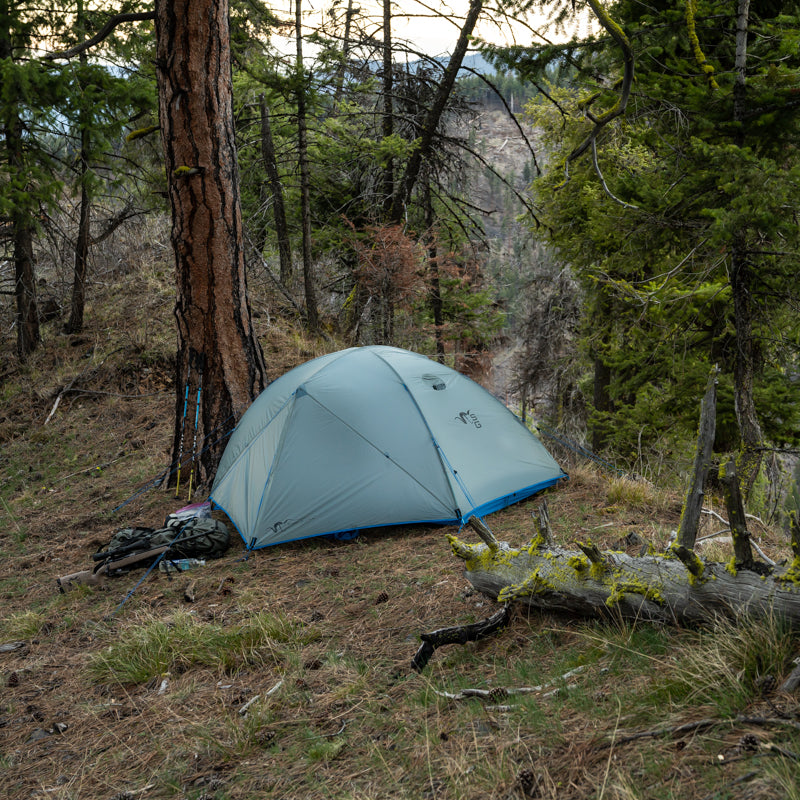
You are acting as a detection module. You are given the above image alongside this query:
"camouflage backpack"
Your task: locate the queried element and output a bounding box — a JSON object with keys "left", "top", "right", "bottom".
{"left": 101, "top": 516, "right": 230, "bottom": 560}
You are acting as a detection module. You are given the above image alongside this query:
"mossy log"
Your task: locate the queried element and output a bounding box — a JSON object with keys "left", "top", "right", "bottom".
{"left": 448, "top": 534, "right": 800, "bottom": 628}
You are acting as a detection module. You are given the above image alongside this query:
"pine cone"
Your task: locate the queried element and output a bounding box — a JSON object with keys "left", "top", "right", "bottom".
{"left": 516, "top": 768, "right": 539, "bottom": 797}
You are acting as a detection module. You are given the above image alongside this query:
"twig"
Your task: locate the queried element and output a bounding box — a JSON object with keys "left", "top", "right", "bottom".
{"left": 238, "top": 694, "right": 261, "bottom": 716}
{"left": 607, "top": 717, "right": 723, "bottom": 747}
{"left": 696, "top": 527, "right": 776, "bottom": 566}
{"left": 412, "top": 605, "right": 511, "bottom": 672}
{"left": 433, "top": 666, "right": 586, "bottom": 702}
{"left": 736, "top": 715, "right": 800, "bottom": 733}
{"left": 764, "top": 742, "right": 800, "bottom": 761}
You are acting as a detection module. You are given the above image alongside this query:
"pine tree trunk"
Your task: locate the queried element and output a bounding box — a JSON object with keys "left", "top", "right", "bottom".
{"left": 154, "top": 0, "right": 267, "bottom": 491}
{"left": 0, "top": 2, "right": 38, "bottom": 360}
{"left": 332, "top": 0, "right": 354, "bottom": 105}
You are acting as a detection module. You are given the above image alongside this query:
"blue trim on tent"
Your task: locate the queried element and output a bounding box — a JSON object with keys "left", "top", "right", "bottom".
{"left": 461, "top": 474, "right": 568, "bottom": 523}
{"left": 213, "top": 474, "right": 568, "bottom": 551}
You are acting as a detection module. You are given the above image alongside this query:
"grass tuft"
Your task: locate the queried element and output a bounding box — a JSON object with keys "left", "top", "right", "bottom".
{"left": 665, "top": 610, "right": 798, "bottom": 714}
{"left": 87, "top": 610, "right": 313, "bottom": 685}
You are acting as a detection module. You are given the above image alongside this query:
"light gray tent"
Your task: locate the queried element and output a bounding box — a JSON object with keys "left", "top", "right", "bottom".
{"left": 210, "top": 346, "right": 566, "bottom": 549}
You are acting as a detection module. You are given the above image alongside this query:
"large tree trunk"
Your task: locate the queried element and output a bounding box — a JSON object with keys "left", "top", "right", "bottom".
{"left": 154, "top": 0, "right": 267, "bottom": 492}
{"left": 449, "top": 535, "right": 800, "bottom": 628}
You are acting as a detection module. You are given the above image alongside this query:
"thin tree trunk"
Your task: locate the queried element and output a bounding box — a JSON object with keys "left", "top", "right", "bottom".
{"left": 381, "top": 0, "right": 394, "bottom": 216}
{"left": 0, "top": 5, "right": 39, "bottom": 359}
{"left": 424, "top": 181, "right": 445, "bottom": 361}
{"left": 591, "top": 293, "right": 613, "bottom": 452}
{"left": 258, "top": 95, "right": 292, "bottom": 284}
{"left": 389, "top": 0, "right": 483, "bottom": 222}
{"left": 65, "top": 0, "right": 91, "bottom": 334}
{"left": 154, "top": 0, "right": 267, "bottom": 490}
{"left": 295, "top": 0, "right": 319, "bottom": 330}
{"left": 6, "top": 117, "right": 39, "bottom": 359}
{"left": 332, "top": 0, "right": 354, "bottom": 105}
{"left": 730, "top": 0, "right": 762, "bottom": 499}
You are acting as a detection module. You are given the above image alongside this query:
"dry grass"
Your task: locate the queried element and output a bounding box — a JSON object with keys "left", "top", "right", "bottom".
{"left": 2, "top": 259, "right": 800, "bottom": 799}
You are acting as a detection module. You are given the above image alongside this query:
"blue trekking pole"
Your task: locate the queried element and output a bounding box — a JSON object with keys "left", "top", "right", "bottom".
{"left": 188, "top": 353, "right": 204, "bottom": 500}
{"left": 175, "top": 357, "right": 192, "bottom": 498}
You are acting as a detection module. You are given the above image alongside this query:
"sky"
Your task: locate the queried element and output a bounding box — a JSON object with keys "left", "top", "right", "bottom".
{"left": 290, "top": 1, "right": 591, "bottom": 59}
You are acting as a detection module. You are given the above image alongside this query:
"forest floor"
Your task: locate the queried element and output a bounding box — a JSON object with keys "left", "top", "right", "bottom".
{"left": 2, "top": 262, "right": 800, "bottom": 800}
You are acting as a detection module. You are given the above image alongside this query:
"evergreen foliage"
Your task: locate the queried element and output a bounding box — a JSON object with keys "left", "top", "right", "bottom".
{"left": 505, "top": 0, "right": 800, "bottom": 475}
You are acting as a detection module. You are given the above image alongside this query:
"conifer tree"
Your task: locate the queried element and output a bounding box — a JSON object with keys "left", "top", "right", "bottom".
{"left": 512, "top": 0, "right": 800, "bottom": 494}
{"left": 0, "top": 0, "right": 65, "bottom": 358}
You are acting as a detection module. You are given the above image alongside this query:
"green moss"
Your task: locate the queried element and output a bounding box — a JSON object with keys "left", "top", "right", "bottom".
{"left": 173, "top": 165, "right": 202, "bottom": 177}
{"left": 125, "top": 124, "right": 159, "bottom": 142}
{"left": 778, "top": 556, "right": 800, "bottom": 587}
{"left": 568, "top": 554, "right": 589, "bottom": 573}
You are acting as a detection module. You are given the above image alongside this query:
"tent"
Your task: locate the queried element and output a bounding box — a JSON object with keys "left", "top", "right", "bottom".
{"left": 210, "top": 346, "right": 566, "bottom": 549}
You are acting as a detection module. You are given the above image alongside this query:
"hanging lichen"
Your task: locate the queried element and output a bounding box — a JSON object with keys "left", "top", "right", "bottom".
{"left": 685, "top": 0, "right": 719, "bottom": 89}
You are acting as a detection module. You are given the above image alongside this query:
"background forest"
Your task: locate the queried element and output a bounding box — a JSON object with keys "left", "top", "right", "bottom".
{"left": 2, "top": 0, "right": 799, "bottom": 512}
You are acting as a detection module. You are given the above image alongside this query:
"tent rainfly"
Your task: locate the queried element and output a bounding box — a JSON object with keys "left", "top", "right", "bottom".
{"left": 210, "top": 346, "right": 566, "bottom": 549}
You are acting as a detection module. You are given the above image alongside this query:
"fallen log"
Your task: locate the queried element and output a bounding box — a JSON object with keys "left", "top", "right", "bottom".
{"left": 448, "top": 534, "right": 800, "bottom": 628}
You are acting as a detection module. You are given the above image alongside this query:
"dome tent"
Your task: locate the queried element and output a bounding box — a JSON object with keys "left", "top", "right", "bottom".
{"left": 210, "top": 346, "right": 566, "bottom": 549}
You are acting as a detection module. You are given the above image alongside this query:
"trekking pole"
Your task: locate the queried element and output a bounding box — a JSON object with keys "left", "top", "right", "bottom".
{"left": 187, "top": 353, "right": 204, "bottom": 500}
{"left": 175, "top": 357, "right": 192, "bottom": 498}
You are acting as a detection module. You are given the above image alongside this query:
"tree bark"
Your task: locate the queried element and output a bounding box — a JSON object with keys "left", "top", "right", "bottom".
{"left": 719, "top": 457, "right": 755, "bottom": 569}
{"left": 154, "top": 0, "right": 267, "bottom": 490}
{"left": 449, "top": 535, "right": 800, "bottom": 628}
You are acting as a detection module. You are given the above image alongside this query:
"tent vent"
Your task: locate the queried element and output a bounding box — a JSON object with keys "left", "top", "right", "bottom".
{"left": 422, "top": 374, "right": 446, "bottom": 391}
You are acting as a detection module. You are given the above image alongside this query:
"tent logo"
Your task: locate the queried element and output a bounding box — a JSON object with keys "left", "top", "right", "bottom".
{"left": 455, "top": 410, "right": 481, "bottom": 428}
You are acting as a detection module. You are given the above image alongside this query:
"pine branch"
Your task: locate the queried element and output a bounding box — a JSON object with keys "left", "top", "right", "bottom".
{"left": 43, "top": 12, "right": 155, "bottom": 61}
